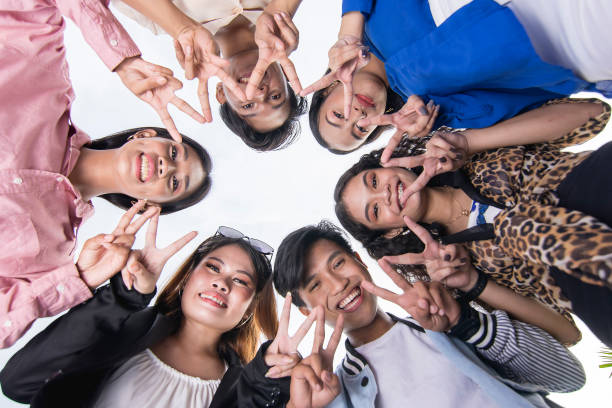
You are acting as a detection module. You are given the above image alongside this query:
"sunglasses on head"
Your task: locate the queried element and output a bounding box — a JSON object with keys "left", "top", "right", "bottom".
{"left": 215, "top": 226, "right": 274, "bottom": 259}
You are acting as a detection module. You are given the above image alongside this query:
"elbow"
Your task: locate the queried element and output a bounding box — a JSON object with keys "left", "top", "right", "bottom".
{"left": 0, "top": 369, "right": 34, "bottom": 404}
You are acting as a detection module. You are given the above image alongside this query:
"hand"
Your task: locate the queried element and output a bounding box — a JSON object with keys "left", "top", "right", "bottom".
{"left": 76, "top": 201, "right": 156, "bottom": 289}
{"left": 384, "top": 130, "right": 469, "bottom": 203}
{"left": 246, "top": 12, "right": 302, "bottom": 99}
{"left": 264, "top": 294, "right": 321, "bottom": 379}
{"left": 173, "top": 26, "right": 246, "bottom": 122}
{"left": 362, "top": 261, "right": 460, "bottom": 331}
{"left": 121, "top": 211, "right": 197, "bottom": 294}
{"left": 288, "top": 313, "right": 344, "bottom": 408}
{"left": 300, "top": 38, "right": 370, "bottom": 118}
{"left": 115, "top": 56, "right": 205, "bottom": 142}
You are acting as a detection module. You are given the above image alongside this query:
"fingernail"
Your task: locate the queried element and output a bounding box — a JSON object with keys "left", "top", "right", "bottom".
{"left": 419, "top": 107, "right": 428, "bottom": 115}
{"left": 456, "top": 153, "right": 464, "bottom": 160}
{"left": 104, "top": 234, "right": 114, "bottom": 241}
{"left": 439, "top": 309, "right": 445, "bottom": 316}
{"left": 185, "top": 46, "right": 192, "bottom": 56}
{"left": 455, "top": 266, "right": 461, "bottom": 270}
{"left": 274, "top": 13, "right": 281, "bottom": 20}
{"left": 450, "top": 147, "right": 459, "bottom": 153}
{"left": 361, "top": 48, "right": 369, "bottom": 58}
{"left": 444, "top": 254, "right": 451, "bottom": 261}
{"left": 281, "top": 11, "right": 288, "bottom": 17}
{"left": 427, "top": 100, "right": 434, "bottom": 107}
{"left": 439, "top": 157, "right": 447, "bottom": 163}
{"left": 461, "top": 257, "right": 468, "bottom": 263}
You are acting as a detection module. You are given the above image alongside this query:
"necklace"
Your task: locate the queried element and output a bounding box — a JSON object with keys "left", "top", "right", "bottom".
{"left": 443, "top": 186, "right": 470, "bottom": 225}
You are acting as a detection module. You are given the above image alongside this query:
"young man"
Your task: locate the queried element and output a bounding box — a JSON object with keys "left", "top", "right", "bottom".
{"left": 273, "top": 221, "right": 585, "bottom": 408}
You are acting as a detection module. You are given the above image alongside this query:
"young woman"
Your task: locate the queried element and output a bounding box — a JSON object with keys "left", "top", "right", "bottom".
{"left": 333, "top": 97, "right": 612, "bottom": 346}
{"left": 0, "top": 222, "right": 314, "bottom": 407}
{"left": 304, "top": 0, "right": 611, "bottom": 154}
{"left": 113, "top": 0, "right": 308, "bottom": 151}
{"left": 0, "top": 0, "right": 212, "bottom": 348}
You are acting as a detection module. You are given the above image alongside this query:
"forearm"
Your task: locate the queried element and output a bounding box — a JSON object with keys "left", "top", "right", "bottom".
{"left": 119, "top": 0, "right": 197, "bottom": 37}
{"left": 464, "top": 100, "right": 604, "bottom": 154}
{"left": 338, "top": 11, "right": 364, "bottom": 40}
{"left": 264, "top": 0, "right": 302, "bottom": 17}
{"left": 239, "top": 341, "right": 291, "bottom": 407}
{"left": 477, "top": 280, "right": 580, "bottom": 345}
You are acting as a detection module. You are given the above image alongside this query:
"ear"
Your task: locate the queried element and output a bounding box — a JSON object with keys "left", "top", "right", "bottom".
{"left": 383, "top": 227, "right": 404, "bottom": 239}
{"left": 298, "top": 306, "right": 311, "bottom": 317}
{"left": 215, "top": 82, "right": 227, "bottom": 104}
{"left": 353, "top": 251, "right": 365, "bottom": 266}
{"left": 131, "top": 128, "right": 158, "bottom": 139}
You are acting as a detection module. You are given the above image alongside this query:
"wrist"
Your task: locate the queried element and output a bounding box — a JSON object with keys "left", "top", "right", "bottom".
{"left": 114, "top": 56, "right": 140, "bottom": 74}
{"left": 458, "top": 268, "right": 488, "bottom": 302}
{"left": 338, "top": 11, "right": 364, "bottom": 40}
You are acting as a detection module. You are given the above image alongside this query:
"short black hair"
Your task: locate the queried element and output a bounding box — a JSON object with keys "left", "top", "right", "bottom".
{"left": 87, "top": 127, "right": 212, "bottom": 214}
{"left": 308, "top": 70, "right": 404, "bottom": 154}
{"left": 220, "top": 86, "right": 308, "bottom": 151}
{"left": 273, "top": 221, "right": 353, "bottom": 307}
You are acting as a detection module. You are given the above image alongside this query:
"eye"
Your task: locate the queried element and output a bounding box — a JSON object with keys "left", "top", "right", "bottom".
{"left": 206, "top": 263, "right": 220, "bottom": 273}
{"left": 332, "top": 111, "right": 344, "bottom": 119}
{"left": 170, "top": 145, "right": 177, "bottom": 161}
{"left": 242, "top": 103, "right": 254, "bottom": 110}
{"left": 172, "top": 176, "right": 179, "bottom": 192}
{"left": 309, "top": 281, "right": 320, "bottom": 292}
{"left": 333, "top": 258, "right": 345, "bottom": 269}
{"left": 372, "top": 174, "right": 377, "bottom": 189}
{"left": 356, "top": 124, "right": 367, "bottom": 133}
{"left": 270, "top": 93, "right": 281, "bottom": 100}
{"left": 233, "top": 277, "right": 249, "bottom": 286}
{"left": 373, "top": 203, "right": 379, "bottom": 219}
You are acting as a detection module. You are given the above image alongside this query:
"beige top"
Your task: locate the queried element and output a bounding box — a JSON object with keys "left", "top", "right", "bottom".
{"left": 112, "top": 0, "right": 271, "bottom": 35}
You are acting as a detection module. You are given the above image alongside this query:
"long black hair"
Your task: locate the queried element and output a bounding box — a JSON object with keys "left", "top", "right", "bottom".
{"left": 308, "top": 69, "right": 404, "bottom": 154}
{"left": 220, "top": 86, "right": 308, "bottom": 151}
{"left": 334, "top": 136, "right": 446, "bottom": 264}
{"left": 87, "top": 127, "right": 212, "bottom": 214}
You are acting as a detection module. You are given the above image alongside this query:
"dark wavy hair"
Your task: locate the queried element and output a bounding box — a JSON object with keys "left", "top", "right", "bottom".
{"left": 87, "top": 127, "right": 212, "bottom": 214}
{"left": 308, "top": 69, "right": 404, "bottom": 154}
{"left": 273, "top": 221, "right": 354, "bottom": 307}
{"left": 333, "top": 137, "right": 446, "bottom": 279}
{"left": 220, "top": 86, "right": 308, "bottom": 151}
{"left": 156, "top": 234, "right": 278, "bottom": 363}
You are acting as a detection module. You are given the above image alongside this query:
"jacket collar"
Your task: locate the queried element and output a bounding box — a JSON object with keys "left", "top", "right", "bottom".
{"left": 341, "top": 313, "right": 424, "bottom": 376}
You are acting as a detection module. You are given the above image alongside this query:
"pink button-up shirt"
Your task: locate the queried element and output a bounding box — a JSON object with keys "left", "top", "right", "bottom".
{"left": 0, "top": 0, "right": 140, "bottom": 348}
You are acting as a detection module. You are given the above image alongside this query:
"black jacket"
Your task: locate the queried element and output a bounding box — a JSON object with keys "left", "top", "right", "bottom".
{"left": 0, "top": 275, "right": 289, "bottom": 408}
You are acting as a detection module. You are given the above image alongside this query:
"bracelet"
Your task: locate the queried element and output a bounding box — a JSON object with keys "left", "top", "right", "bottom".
{"left": 458, "top": 268, "right": 488, "bottom": 303}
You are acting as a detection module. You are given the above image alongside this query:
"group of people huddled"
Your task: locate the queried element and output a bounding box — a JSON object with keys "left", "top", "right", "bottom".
{"left": 1, "top": 0, "right": 611, "bottom": 406}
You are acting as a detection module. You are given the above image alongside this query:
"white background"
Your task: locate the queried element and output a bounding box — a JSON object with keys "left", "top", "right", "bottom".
{"left": 1, "top": 1, "right": 610, "bottom": 406}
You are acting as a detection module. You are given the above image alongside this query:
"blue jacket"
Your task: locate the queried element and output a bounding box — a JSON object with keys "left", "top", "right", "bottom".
{"left": 342, "top": 0, "right": 599, "bottom": 129}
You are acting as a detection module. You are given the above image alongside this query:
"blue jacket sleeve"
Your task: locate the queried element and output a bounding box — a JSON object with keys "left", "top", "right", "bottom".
{"left": 342, "top": 0, "right": 374, "bottom": 16}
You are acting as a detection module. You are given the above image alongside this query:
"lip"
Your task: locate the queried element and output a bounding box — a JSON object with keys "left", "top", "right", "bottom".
{"left": 355, "top": 94, "right": 375, "bottom": 109}
{"left": 335, "top": 286, "right": 363, "bottom": 313}
{"left": 136, "top": 153, "right": 155, "bottom": 183}
{"left": 198, "top": 291, "right": 228, "bottom": 309}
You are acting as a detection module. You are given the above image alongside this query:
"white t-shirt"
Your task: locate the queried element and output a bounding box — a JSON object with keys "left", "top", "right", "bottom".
{"left": 355, "top": 321, "right": 498, "bottom": 408}
{"left": 428, "top": 0, "right": 612, "bottom": 83}
{"left": 94, "top": 349, "right": 224, "bottom": 408}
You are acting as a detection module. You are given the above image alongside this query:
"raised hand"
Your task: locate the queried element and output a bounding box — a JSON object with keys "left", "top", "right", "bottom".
{"left": 246, "top": 12, "right": 302, "bottom": 99}
{"left": 76, "top": 201, "right": 157, "bottom": 289}
{"left": 383, "top": 130, "right": 470, "bottom": 203}
{"left": 300, "top": 41, "right": 370, "bottom": 119}
{"left": 173, "top": 26, "right": 246, "bottom": 122}
{"left": 121, "top": 210, "right": 197, "bottom": 294}
{"left": 115, "top": 56, "right": 205, "bottom": 142}
{"left": 288, "top": 313, "right": 344, "bottom": 408}
{"left": 264, "top": 294, "right": 321, "bottom": 379}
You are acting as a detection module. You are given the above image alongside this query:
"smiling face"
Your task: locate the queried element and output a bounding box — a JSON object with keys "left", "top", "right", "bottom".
{"left": 217, "top": 49, "right": 290, "bottom": 132}
{"left": 342, "top": 167, "right": 428, "bottom": 231}
{"left": 318, "top": 71, "right": 387, "bottom": 151}
{"left": 181, "top": 244, "right": 257, "bottom": 332}
{"left": 114, "top": 130, "right": 206, "bottom": 204}
{"left": 297, "top": 239, "right": 378, "bottom": 332}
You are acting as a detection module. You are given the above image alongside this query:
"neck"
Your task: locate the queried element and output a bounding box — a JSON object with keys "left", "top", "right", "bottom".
{"left": 169, "top": 319, "right": 224, "bottom": 358}
{"left": 214, "top": 16, "right": 257, "bottom": 58}
{"left": 423, "top": 187, "right": 471, "bottom": 234}
{"left": 346, "top": 309, "right": 394, "bottom": 347}
{"left": 68, "top": 147, "right": 119, "bottom": 201}
{"left": 360, "top": 53, "right": 388, "bottom": 86}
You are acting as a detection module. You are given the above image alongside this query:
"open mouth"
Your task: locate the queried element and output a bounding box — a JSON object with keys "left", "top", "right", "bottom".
{"left": 199, "top": 292, "right": 228, "bottom": 308}
{"left": 355, "top": 94, "right": 375, "bottom": 109}
{"left": 336, "top": 286, "right": 363, "bottom": 313}
{"left": 397, "top": 181, "right": 405, "bottom": 210}
{"left": 138, "top": 153, "right": 154, "bottom": 183}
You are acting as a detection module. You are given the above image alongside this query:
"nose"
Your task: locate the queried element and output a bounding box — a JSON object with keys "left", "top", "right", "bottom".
{"left": 328, "top": 273, "right": 349, "bottom": 296}
{"left": 350, "top": 103, "right": 366, "bottom": 122}
{"left": 212, "top": 278, "right": 229, "bottom": 293}
{"left": 374, "top": 183, "right": 392, "bottom": 206}
{"left": 158, "top": 156, "right": 177, "bottom": 178}
{"left": 252, "top": 83, "right": 268, "bottom": 102}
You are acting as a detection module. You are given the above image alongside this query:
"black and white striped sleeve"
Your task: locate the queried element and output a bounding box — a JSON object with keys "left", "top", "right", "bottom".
{"left": 448, "top": 303, "right": 585, "bottom": 393}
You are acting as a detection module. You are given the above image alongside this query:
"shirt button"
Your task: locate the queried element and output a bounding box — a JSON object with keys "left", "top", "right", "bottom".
{"left": 110, "top": 39, "right": 118, "bottom": 47}
{"left": 56, "top": 284, "right": 65, "bottom": 293}
{"left": 3, "top": 320, "right": 12, "bottom": 328}
{"left": 12, "top": 177, "right": 23, "bottom": 184}
{"left": 361, "top": 376, "right": 369, "bottom": 387}
{"left": 56, "top": 176, "right": 63, "bottom": 182}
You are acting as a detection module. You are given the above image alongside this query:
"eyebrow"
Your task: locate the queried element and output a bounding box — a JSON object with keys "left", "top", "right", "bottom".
{"left": 363, "top": 172, "right": 372, "bottom": 223}
{"left": 184, "top": 145, "right": 189, "bottom": 160}
{"left": 185, "top": 176, "right": 190, "bottom": 192}
{"left": 209, "top": 257, "right": 256, "bottom": 282}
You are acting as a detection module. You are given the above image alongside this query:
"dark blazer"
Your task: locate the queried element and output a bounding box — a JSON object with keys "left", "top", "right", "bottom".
{"left": 0, "top": 275, "right": 289, "bottom": 408}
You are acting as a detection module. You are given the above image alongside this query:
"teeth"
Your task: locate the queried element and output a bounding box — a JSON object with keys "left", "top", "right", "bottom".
{"left": 199, "top": 293, "right": 226, "bottom": 307}
{"left": 239, "top": 76, "right": 249, "bottom": 84}
{"left": 398, "top": 182, "right": 404, "bottom": 208}
{"left": 140, "top": 154, "right": 149, "bottom": 182}
{"left": 338, "top": 287, "right": 361, "bottom": 310}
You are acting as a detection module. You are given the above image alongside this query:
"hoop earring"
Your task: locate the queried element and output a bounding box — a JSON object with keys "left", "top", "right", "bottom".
{"left": 235, "top": 313, "right": 253, "bottom": 328}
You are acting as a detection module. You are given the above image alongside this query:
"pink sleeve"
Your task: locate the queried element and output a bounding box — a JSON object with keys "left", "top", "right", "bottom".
{"left": 55, "top": 0, "right": 141, "bottom": 70}
{"left": 0, "top": 264, "right": 92, "bottom": 349}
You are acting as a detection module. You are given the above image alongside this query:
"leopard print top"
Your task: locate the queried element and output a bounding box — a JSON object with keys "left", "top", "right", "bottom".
{"left": 461, "top": 98, "right": 611, "bottom": 330}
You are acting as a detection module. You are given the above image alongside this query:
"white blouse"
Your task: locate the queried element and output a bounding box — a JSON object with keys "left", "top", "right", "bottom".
{"left": 112, "top": 0, "right": 271, "bottom": 35}
{"left": 94, "top": 349, "right": 224, "bottom": 408}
